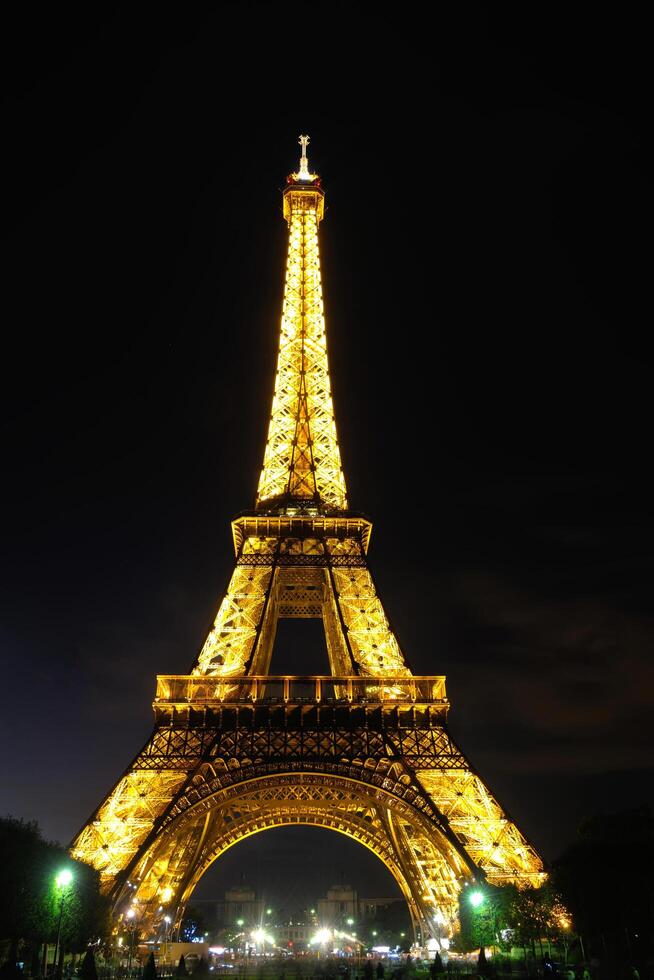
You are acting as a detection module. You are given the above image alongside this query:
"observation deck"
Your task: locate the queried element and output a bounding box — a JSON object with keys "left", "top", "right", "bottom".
{"left": 153, "top": 674, "right": 449, "bottom": 728}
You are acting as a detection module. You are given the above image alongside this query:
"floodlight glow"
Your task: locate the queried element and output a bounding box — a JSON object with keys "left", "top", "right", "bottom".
{"left": 56, "top": 870, "right": 73, "bottom": 887}
{"left": 312, "top": 929, "right": 331, "bottom": 945}
{"left": 469, "top": 890, "right": 485, "bottom": 908}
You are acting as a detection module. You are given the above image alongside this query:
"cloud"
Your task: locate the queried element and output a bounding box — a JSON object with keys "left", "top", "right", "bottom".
{"left": 444, "top": 570, "right": 654, "bottom": 775}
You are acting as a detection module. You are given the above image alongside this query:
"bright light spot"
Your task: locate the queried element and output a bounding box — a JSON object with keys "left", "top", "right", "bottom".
{"left": 346, "top": 918, "right": 354, "bottom": 926}
{"left": 434, "top": 912, "right": 446, "bottom": 926}
{"left": 427, "top": 939, "right": 438, "bottom": 952}
{"left": 209, "top": 948, "right": 226, "bottom": 956}
{"left": 251, "top": 929, "right": 270, "bottom": 944}
{"left": 372, "top": 947, "right": 390, "bottom": 954}
{"left": 126, "top": 909, "right": 135, "bottom": 920}
{"left": 440, "top": 939, "right": 450, "bottom": 950}
{"left": 117, "top": 939, "right": 123, "bottom": 948}
{"left": 312, "top": 929, "right": 332, "bottom": 945}
{"left": 161, "top": 887, "right": 174, "bottom": 903}
{"left": 469, "top": 890, "right": 485, "bottom": 908}
{"left": 266, "top": 909, "right": 272, "bottom": 915}
{"left": 164, "top": 916, "right": 171, "bottom": 925}
{"left": 56, "top": 870, "right": 73, "bottom": 887}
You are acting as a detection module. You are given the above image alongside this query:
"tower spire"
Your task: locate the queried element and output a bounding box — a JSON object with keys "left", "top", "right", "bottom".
{"left": 256, "top": 137, "right": 347, "bottom": 513}
{"left": 298, "top": 134, "right": 312, "bottom": 181}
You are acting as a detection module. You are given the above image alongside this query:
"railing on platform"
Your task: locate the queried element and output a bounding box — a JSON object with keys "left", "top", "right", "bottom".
{"left": 155, "top": 674, "right": 447, "bottom": 705}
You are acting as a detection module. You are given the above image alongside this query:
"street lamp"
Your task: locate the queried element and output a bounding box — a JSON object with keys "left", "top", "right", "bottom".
{"left": 53, "top": 869, "right": 74, "bottom": 978}
{"left": 469, "top": 890, "right": 485, "bottom": 908}
{"left": 235, "top": 920, "right": 245, "bottom": 957}
{"left": 126, "top": 909, "right": 137, "bottom": 975}
{"left": 252, "top": 928, "right": 270, "bottom": 955}
{"left": 162, "top": 916, "right": 172, "bottom": 967}
{"left": 468, "top": 888, "right": 498, "bottom": 959}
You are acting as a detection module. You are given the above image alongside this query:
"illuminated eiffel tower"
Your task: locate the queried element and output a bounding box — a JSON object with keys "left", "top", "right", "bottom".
{"left": 71, "top": 137, "right": 544, "bottom": 941}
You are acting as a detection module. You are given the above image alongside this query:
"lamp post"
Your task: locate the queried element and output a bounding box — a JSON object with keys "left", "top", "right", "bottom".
{"left": 53, "top": 869, "right": 73, "bottom": 978}
{"left": 468, "top": 888, "right": 498, "bottom": 962}
{"left": 162, "top": 915, "right": 172, "bottom": 967}
{"left": 126, "top": 909, "right": 136, "bottom": 976}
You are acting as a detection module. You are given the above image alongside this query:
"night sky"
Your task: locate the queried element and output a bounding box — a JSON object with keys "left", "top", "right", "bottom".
{"left": 2, "top": 6, "right": 653, "bottom": 909}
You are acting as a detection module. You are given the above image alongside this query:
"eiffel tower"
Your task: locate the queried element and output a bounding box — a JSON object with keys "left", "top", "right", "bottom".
{"left": 71, "top": 137, "right": 544, "bottom": 941}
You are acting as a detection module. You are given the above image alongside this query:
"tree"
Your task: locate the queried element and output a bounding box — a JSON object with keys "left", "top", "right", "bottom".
{"left": 142, "top": 952, "right": 157, "bottom": 980}
{"left": 456, "top": 884, "right": 510, "bottom": 952}
{"left": 180, "top": 906, "right": 209, "bottom": 943}
{"left": 175, "top": 955, "right": 188, "bottom": 977}
{"left": 0, "top": 816, "right": 110, "bottom": 970}
{"left": 192, "top": 957, "right": 209, "bottom": 978}
{"left": 477, "top": 946, "right": 491, "bottom": 976}
{"left": 80, "top": 949, "right": 98, "bottom": 980}
{"left": 552, "top": 806, "right": 654, "bottom": 972}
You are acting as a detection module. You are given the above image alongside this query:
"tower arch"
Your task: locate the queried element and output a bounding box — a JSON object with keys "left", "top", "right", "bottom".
{"left": 114, "top": 771, "right": 472, "bottom": 941}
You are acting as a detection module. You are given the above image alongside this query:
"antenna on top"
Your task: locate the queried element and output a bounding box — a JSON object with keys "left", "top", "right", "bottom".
{"left": 298, "top": 134, "right": 311, "bottom": 180}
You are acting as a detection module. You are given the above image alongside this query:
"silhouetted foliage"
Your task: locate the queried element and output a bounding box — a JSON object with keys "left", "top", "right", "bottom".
{"left": 175, "top": 954, "right": 188, "bottom": 977}
{"left": 477, "top": 945, "right": 491, "bottom": 976}
{"left": 80, "top": 949, "right": 98, "bottom": 980}
{"left": 0, "top": 816, "right": 110, "bottom": 968}
{"left": 431, "top": 951, "right": 444, "bottom": 973}
{"left": 192, "top": 956, "right": 209, "bottom": 978}
{"left": 180, "top": 906, "right": 209, "bottom": 943}
{"left": 142, "top": 952, "right": 157, "bottom": 980}
{"left": 552, "top": 806, "right": 654, "bottom": 971}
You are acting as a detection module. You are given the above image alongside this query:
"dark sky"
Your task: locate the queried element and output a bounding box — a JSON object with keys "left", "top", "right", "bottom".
{"left": 1, "top": 6, "right": 653, "bottom": 907}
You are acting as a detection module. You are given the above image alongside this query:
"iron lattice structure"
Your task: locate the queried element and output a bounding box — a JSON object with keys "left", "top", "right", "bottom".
{"left": 71, "top": 139, "right": 544, "bottom": 941}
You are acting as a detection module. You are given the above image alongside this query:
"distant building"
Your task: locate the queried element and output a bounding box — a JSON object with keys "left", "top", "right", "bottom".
{"left": 220, "top": 886, "right": 265, "bottom": 928}
{"left": 274, "top": 923, "right": 313, "bottom": 951}
{"left": 193, "top": 884, "right": 401, "bottom": 939}
{"left": 316, "top": 885, "right": 397, "bottom": 928}
{"left": 193, "top": 886, "right": 265, "bottom": 930}
{"left": 359, "top": 897, "right": 397, "bottom": 917}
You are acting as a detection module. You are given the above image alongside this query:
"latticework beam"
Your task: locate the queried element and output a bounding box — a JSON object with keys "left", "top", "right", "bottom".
{"left": 256, "top": 177, "right": 346, "bottom": 512}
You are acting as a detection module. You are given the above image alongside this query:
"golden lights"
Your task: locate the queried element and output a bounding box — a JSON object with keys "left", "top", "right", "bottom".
{"left": 69, "top": 137, "right": 545, "bottom": 942}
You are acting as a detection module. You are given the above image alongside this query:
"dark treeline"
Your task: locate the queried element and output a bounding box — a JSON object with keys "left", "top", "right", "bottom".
{"left": 0, "top": 817, "right": 109, "bottom": 977}
{"left": 1, "top": 809, "right": 652, "bottom": 978}
{"left": 455, "top": 806, "right": 653, "bottom": 978}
